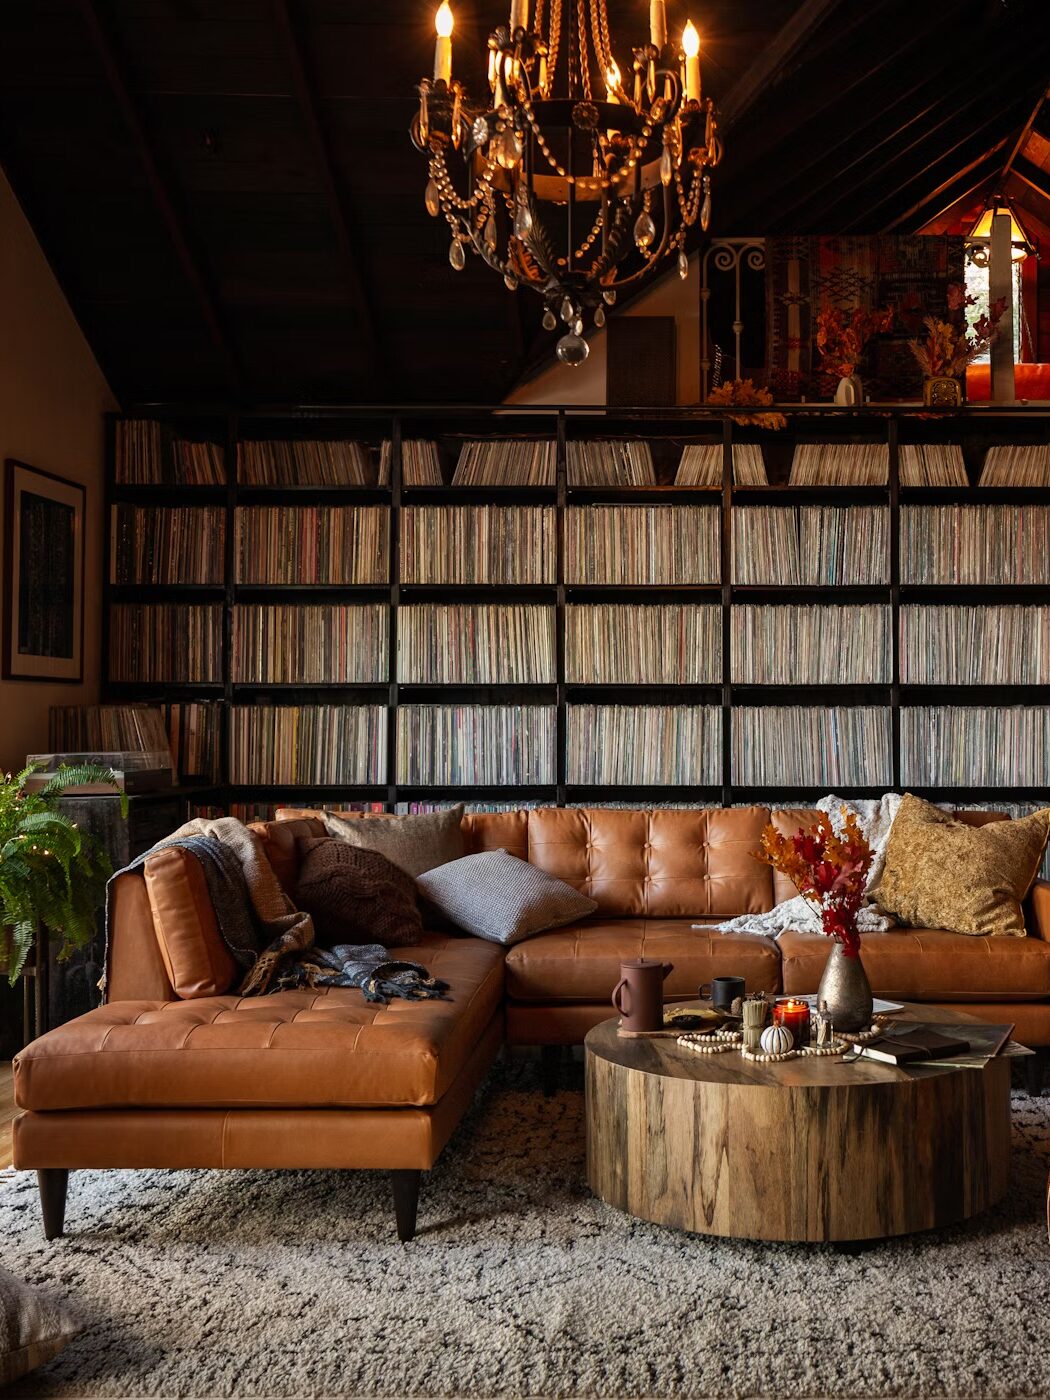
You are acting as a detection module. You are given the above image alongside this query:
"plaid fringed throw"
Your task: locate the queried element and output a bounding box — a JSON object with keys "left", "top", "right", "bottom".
{"left": 105, "top": 817, "right": 447, "bottom": 1003}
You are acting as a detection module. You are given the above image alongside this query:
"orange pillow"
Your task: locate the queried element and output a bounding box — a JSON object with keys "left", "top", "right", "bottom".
{"left": 143, "top": 847, "right": 238, "bottom": 998}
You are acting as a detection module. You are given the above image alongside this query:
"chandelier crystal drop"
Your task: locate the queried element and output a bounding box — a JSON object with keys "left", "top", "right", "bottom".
{"left": 411, "top": 0, "right": 724, "bottom": 360}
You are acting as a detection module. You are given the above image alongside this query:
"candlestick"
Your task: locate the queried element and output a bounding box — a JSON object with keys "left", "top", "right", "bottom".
{"left": 434, "top": 2, "right": 453, "bottom": 84}
{"left": 606, "top": 62, "right": 621, "bottom": 102}
{"left": 650, "top": 0, "right": 667, "bottom": 49}
{"left": 509, "top": 0, "right": 528, "bottom": 35}
{"left": 774, "top": 998, "right": 811, "bottom": 1048}
{"left": 682, "top": 20, "right": 701, "bottom": 102}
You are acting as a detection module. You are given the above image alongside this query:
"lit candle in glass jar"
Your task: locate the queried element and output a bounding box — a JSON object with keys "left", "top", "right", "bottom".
{"left": 774, "top": 998, "right": 811, "bottom": 1047}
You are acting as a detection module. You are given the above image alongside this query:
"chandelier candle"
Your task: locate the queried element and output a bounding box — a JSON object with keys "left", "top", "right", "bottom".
{"left": 411, "top": 0, "right": 723, "bottom": 364}
{"left": 433, "top": 2, "right": 453, "bottom": 83}
{"left": 682, "top": 22, "right": 701, "bottom": 103}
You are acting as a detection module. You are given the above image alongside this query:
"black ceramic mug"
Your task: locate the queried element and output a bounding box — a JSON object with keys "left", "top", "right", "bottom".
{"left": 699, "top": 976, "right": 746, "bottom": 1012}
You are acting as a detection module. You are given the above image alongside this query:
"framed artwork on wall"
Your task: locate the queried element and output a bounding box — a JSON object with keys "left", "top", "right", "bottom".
{"left": 3, "top": 458, "right": 85, "bottom": 682}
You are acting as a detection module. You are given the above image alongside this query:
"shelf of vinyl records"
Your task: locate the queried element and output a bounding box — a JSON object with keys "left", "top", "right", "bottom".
{"left": 102, "top": 406, "right": 1050, "bottom": 813}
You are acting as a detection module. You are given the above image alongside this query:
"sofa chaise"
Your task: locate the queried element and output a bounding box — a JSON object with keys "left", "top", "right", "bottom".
{"left": 13, "top": 805, "right": 1050, "bottom": 1241}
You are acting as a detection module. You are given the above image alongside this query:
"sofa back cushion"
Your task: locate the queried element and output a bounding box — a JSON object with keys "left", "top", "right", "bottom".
{"left": 525, "top": 807, "right": 774, "bottom": 917}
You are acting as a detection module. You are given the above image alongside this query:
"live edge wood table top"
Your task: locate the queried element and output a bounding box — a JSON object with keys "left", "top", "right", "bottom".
{"left": 585, "top": 1003, "right": 1011, "bottom": 1244}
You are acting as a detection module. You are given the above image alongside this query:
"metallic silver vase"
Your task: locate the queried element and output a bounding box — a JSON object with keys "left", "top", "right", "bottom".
{"left": 817, "top": 940, "right": 873, "bottom": 1033}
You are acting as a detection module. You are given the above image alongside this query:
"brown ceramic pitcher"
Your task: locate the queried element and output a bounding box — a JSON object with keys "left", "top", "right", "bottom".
{"left": 612, "top": 958, "right": 674, "bottom": 1033}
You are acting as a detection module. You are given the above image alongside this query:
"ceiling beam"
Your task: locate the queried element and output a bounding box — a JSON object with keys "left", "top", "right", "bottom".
{"left": 886, "top": 154, "right": 999, "bottom": 232}
{"left": 270, "top": 0, "right": 388, "bottom": 395}
{"left": 1013, "top": 154, "right": 1050, "bottom": 205}
{"left": 1000, "top": 85, "right": 1050, "bottom": 180}
{"left": 77, "top": 0, "right": 242, "bottom": 395}
{"left": 720, "top": 0, "right": 845, "bottom": 126}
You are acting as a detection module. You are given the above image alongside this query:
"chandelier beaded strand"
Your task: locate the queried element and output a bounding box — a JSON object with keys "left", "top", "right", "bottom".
{"left": 411, "top": 0, "right": 723, "bottom": 365}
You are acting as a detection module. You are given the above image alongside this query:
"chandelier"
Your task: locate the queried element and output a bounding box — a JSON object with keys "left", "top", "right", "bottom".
{"left": 411, "top": 0, "right": 724, "bottom": 364}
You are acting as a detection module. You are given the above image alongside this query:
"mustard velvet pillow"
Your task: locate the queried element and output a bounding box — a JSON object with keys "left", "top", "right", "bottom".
{"left": 872, "top": 794, "right": 1050, "bottom": 937}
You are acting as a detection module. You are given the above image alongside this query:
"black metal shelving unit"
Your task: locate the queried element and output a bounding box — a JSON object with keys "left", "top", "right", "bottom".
{"left": 102, "top": 401, "right": 1050, "bottom": 816}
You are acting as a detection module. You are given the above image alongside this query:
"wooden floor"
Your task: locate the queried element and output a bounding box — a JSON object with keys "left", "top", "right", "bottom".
{"left": 1, "top": 1063, "right": 14, "bottom": 1169}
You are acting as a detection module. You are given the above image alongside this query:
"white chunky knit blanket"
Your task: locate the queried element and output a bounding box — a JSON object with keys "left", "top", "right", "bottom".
{"left": 714, "top": 792, "right": 902, "bottom": 939}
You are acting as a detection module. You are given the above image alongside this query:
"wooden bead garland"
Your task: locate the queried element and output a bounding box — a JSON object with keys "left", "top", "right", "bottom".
{"left": 740, "top": 1045, "right": 798, "bottom": 1064}
{"left": 676, "top": 1029, "right": 742, "bottom": 1056}
{"left": 799, "top": 1040, "right": 849, "bottom": 1058}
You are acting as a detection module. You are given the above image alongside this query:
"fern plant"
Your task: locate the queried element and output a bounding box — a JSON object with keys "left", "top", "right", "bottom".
{"left": 0, "top": 763, "right": 128, "bottom": 985}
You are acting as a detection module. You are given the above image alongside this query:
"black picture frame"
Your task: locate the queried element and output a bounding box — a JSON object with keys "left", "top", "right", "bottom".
{"left": 3, "top": 458, "right": 85, "bottom": 683}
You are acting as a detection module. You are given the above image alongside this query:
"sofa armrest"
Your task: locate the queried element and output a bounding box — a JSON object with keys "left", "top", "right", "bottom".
{"left": 1027, "top": 880, "right": 1050, "bottom": 941}
{"left": 105, "top": 870, "right": 175, "bottom": 1002}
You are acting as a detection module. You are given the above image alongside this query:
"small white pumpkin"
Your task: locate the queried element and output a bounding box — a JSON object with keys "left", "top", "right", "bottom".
{"left": 760, "top": 1024, "right": 794, "bottom": 1056}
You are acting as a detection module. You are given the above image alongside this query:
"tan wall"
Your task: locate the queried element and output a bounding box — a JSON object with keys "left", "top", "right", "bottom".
{"left": 505, "top": 251, "right": 700, "bottom": 406}
{"left": 0, "top": 166, "right": 115, "bottom": 774}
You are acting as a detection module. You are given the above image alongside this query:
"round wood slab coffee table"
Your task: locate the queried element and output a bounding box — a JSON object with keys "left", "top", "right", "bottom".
{"left": 585, "top": 1003, "right": 1011, "bottom": 1243}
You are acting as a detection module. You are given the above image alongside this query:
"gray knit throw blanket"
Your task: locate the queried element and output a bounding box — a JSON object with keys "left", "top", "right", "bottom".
{"left": 106, "top": 817, "right": 447, "bottom": 1003}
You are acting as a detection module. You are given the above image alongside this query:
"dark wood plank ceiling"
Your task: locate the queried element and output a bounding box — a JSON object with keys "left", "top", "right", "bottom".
{"left": 0, "top": 0, "right": 1047, "bottom": 406}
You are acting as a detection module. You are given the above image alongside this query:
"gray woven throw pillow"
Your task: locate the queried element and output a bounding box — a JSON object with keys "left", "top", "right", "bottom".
{"left": 416, "top": 849, "right": 597, "bottom": 946}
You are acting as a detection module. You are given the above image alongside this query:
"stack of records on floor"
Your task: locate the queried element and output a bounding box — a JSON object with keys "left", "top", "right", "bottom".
{"left": 228, "top": 705, "right": 386, "bottom": 785}
{"left": 398, "top": 605, "right": 555, "bottom": 683}
{"left": 900, "top": 605, "right": 1050, "bottom": 684}
{"left": 732, "top": 707, "right": 892, "bottom": 786}
{"left": 732, "top": 506, "right": 889, "bottom": 585}
{"left": 396, "top": 705, "right": 556, "bottom": 785}
{"left": 899, "top": 443, "right": 967, "bottom": 486}
{"left": 564, "top": 506, "right": 720, "bottom": 584}
{"left": 235, "top": 506, "right": 389, "bottom": 584}
{"left": 566, "top": 440, "right": 656, "bottom": 486}
{"left": 231, "top": 604, "right": 388, "bottom": 685}
{"left": 451, "top": 439, "right": 556, "bottom": 486}
{"left": 900, "top": 506, "right": 1050, "bottom": 584}
{"left": 400, "top": 506, "right": 555, "bottom": 583}
{"left": 237, "top": 439, "right": 374, "bottom": 486}
{"left": 978, "top": 443, "right": 1050, "bottom": 487}
{"left": 731, "top": 605, "right": 891, "bottom": 684}
{"left": 566, "top": 705, "right": 721, "bottom": 785}
{"left": 564, "top": 604, "right": 721, "bottom": 684}
{"left": 789, "top": 442, "right": 888, "bottom": 485}
{"left": 901, "top": 707, "right": 1050, "bottom": 787}
{"left": 110, "top": 505, "right": 226, "bottom": 584}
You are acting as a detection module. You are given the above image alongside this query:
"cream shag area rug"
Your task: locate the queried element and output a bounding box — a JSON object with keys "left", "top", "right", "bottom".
{"left": 3, "top": 1058, "right": 1050, "bottom": 1400}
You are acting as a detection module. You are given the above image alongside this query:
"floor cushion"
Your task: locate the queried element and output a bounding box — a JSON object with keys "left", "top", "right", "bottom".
{"left": 14, "top": 934, "right": 504, "bottom": 1111}
{"left": 504, "top": 920, "right": 781, "bottom": 1002}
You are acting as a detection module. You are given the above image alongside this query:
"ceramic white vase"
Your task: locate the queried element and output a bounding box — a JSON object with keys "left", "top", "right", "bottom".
{"left": 834, "top": 373, "right": 863, "bottom": 406}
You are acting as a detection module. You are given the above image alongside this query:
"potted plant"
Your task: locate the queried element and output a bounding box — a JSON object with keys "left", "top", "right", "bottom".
{"left": 0, "top": 762, "right": 127, "bottom": 985}
{"left": 907, "top": 282, "right": 1007, "bottom": 407}
{"left": 754, "top": 810, "right": 874, "bottom": 1032}
{"left": 815, "top": 304, "right": 895, "bottom": 405}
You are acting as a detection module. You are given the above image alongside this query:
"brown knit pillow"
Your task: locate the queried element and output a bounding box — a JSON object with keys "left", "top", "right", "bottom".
{"left": 294, "top": 839, "right": 424, "bottom": 949}
{"left": 872, "top": 793, "right": 1050, "bottom": 938}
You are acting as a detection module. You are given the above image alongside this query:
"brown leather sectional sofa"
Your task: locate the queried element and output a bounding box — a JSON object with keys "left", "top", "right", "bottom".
{"left": 13, "top": 805, "right": 1050, "bottom": 1242}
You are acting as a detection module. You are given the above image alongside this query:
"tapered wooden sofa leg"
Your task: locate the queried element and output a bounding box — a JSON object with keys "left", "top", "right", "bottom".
{"left": 37, "top": 1169, "right": 69, "bottom": 1240}
{"left": 392, "top": 1169, "right": 421, "bottom": 1242}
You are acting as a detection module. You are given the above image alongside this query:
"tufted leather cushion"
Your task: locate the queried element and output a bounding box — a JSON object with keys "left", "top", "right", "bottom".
{"left": 779, "top": 926, "right": 1050, "bottom": 1000}
{"left": 15, "top": 934, "right": 505, "bottom": 1111}
{"left": 505, "top": 920, "right": 781, "bottom": 1001}
{"left": 142, "top": 847, "right": 238, "bottom": 999}
{"left": 525, "top": 807, "right": 774, "bottom": 917}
